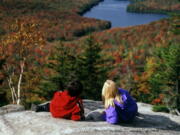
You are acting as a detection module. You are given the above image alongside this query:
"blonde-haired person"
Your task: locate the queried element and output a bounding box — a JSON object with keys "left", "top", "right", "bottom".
{"left": 102, "top": 80, "right": 138, "bottom": 124}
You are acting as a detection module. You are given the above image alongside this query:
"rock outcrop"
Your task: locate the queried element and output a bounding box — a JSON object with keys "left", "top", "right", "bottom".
{"left": 0, "top": 100, "right": 180, "bottom": 135}
{"left": 0, "top": 104, "right": 24, "bottom": 115}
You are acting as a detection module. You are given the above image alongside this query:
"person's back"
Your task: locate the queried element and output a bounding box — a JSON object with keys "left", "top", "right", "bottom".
{"left": 102, "top": 80, "right": 138, "bottom": 124}
{"left": 50, "top": 90, "right": 84, "bottom": 120}
{"left": 108, "top": 88, "right": 137, "bottom": 123}
{"left": 35, "top": 80, "right": 84, "bottom": 121}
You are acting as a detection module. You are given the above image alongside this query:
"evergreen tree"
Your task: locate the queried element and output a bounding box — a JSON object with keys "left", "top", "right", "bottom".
{"left": 41, "top": 37, "right": 109, "bottom": 100}
{"left": 40, "top": 42, "right": 78, "bottom": 100}
{"left": 77, "top": 36, "right": 108, "bottom": 100}
{"left": 149, "top": 16, "right": 180, "bottom": 114}
{"left": 150, "top": 43, "right": 180, "bottom": 113}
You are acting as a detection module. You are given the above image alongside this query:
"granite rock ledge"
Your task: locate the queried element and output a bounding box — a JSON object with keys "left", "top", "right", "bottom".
{"left": 0, "top": 100, "right": 180, "bottom": 135}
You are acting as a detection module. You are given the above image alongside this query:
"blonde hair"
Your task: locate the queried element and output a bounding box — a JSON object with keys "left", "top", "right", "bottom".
{"left": 102, "top": 80, "right": 123, "bottom": 108}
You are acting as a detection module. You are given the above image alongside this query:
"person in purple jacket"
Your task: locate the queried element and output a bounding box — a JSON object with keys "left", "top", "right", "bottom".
{"left": 101, "top": 80, "right": 138, "bottom": 124}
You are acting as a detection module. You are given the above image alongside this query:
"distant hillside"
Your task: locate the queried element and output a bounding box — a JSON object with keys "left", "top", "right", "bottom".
{"left": 67, "top": 16, "right": 179, "bottom": 103}
{"left": 0, "top": 0, "right": 110, "bottom": 41}
{"left": 71, "top": 17, "right": 178, "bottom": 70}
{"left": 0, "top": 0, "right": 179, "bottom": 107}
{"left": 68, "top": 17, "right": 177, "bottom": 74}
{"left": 127, "top": 0, "right": 180, "bottom": 14}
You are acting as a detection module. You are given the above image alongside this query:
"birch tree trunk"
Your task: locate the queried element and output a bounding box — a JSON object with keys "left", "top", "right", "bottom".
{"left": 7, "top": 75, "right": 17, "bottom": 104}
{"left": 7, "top": 77, "right": 15, "bottom": 104}
{"left": 17, "top": 61, "right": 24, "bottom": 105}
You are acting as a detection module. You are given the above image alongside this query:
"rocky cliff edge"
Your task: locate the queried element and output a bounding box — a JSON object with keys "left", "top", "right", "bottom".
{"left": 0, "top": 100, "right": 180, "bottom": 135}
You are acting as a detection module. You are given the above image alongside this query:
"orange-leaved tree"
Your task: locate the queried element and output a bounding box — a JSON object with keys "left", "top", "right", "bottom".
{"left": 0, "top": 18, "right": 46, "bottom": 105}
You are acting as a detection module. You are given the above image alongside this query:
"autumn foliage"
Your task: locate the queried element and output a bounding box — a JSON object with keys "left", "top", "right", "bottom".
{"left": 0, "top": 18, "right": 47, "bottom": 105}
{"left": 68, "top": 16, "right": 180, "bottom": 104}
{"left": 128, "top": 0, "right": 180, "bottom": 14}
{"left": 0, "top": 0, "right": 179, "bottom": 110}
{"left": 0, "top": 0, "right": 110, "bottom": 41}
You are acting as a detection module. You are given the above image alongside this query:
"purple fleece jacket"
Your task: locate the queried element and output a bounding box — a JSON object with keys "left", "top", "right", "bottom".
{"left": 103, "top": 88, "right": 138, "bottom": 124}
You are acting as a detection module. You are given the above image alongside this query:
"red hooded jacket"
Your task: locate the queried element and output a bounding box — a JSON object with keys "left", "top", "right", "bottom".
{"left": 50, "top": 90, "right": 84, "bottom": 121}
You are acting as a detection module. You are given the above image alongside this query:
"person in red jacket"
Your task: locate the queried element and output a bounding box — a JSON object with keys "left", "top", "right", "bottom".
{"left": 35, "top": 80, "right": 84, "bottom": 121}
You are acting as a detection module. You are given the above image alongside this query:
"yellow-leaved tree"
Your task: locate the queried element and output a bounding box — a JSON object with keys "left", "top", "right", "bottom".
{"left": 0, "top": 18, "right": 46, "bottom": 105}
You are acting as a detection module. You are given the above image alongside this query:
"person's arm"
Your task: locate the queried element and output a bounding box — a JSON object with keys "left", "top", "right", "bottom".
{"left": 71, "top": 99, "right": 85, "bottom": 121}
{"left": 71, "top": 111, "right": 81, "bottom": 121}
{"left": 77, "top": 99, "right": 85, "bottom": 120}
{"left": 105, "top": 106, "right": 119, "bottom": 124}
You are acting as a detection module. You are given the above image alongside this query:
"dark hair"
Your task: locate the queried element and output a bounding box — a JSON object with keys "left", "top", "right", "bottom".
{"left": 67, "top": 80, "right": 83, "bottom": 97}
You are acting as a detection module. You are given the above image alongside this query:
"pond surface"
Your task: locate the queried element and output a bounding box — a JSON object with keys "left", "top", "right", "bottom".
{"left": 83, "top": 0, "right": 168, "bottom": 27}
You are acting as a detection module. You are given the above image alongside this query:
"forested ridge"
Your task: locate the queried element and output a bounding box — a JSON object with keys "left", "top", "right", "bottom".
{"left": 128, "top": 0, "right": 180, "bottom": 14}
{"left": 0, "top": 0, "right": 110, "bottom": 41}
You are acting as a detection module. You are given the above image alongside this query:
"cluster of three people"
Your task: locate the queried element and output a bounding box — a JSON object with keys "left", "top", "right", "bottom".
{"left": 35, "top": 80, "right": 138, "bottom": 124}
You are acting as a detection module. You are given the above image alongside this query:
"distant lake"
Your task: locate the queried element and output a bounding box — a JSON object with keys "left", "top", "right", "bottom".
{"left": 83, "top": 0, "right": 168, "bottom": 27}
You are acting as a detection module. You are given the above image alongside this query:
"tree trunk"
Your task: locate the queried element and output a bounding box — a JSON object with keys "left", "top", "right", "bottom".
{"left": 8, "top": 78, "right": 15, "bottom": 104}
{"left": 7, "top": 76, "right": 17, "bottom": 104}
{"left": 17, "top": 61, "right": 24, "bottom": 105}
